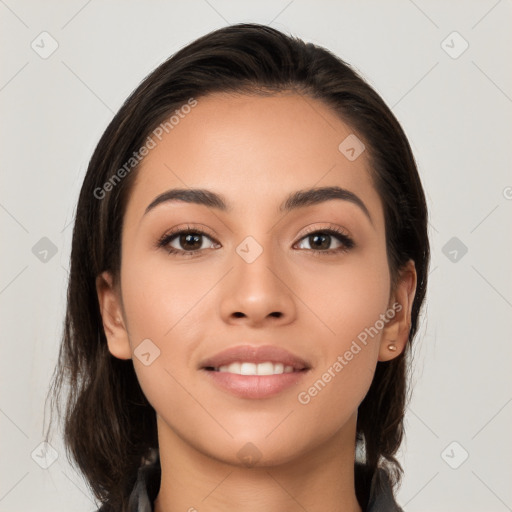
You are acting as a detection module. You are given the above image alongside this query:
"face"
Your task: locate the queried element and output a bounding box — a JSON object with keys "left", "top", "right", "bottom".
{"left": 97, "top": 92, "right": 416, "bottom": 467}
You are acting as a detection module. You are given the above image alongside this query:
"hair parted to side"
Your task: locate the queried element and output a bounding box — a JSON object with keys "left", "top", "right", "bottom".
{"left": 44, "top": 23, "right": 429, "bottom": 511}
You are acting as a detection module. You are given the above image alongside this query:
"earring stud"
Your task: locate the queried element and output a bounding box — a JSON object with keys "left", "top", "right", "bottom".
{"left": 387, "top": 343, "right": 397, "bottom": 352}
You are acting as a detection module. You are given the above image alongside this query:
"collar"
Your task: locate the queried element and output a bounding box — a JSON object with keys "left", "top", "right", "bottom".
{"left": 112, "top": 451, "right": 404, "bottom": 512}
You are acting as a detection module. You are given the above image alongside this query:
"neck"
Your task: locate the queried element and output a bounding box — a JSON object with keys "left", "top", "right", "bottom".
{"left": 153, "top": 414, "right": 362, "bottom": 512}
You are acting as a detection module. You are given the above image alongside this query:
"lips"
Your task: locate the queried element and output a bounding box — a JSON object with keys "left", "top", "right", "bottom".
{"left": 199, "top": 345, "right": 312, "bottom": 399}
{"left": 199, "top": 344, "right": 311, "bottom": 372}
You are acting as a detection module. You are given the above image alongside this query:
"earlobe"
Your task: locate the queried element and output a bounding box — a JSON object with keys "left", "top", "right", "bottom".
{"left": 379, "top": 339, "right": 402, "bottom": 362}
{"left": 378, "top": 260, "right": 417, "bottom": 362}
{"left": 96, "top": 271, "right": 132, "bottom": 360}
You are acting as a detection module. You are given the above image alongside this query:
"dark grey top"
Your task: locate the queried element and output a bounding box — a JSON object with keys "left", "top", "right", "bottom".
{"left": 98, "top": 452, "right": 404, "bottom": 512}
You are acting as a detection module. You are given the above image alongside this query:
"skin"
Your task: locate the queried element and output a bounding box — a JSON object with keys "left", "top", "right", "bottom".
{"left": 96, "top": 92, "right": 416, "bottom": 512}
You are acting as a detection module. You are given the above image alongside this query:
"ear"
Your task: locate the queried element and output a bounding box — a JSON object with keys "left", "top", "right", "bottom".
{"left": 379, "top": 260, "right": 417, "bottom": 362}
{"left": 96, "top": 271, "right": 132, "bottom": 360}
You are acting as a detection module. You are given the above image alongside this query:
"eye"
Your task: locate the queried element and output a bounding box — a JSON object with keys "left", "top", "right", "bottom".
{"left": 156, "top": 225, "right": 355, "bottom": 257}
{"left": 157, "top": 226, "right": 220, "bottom": 256}
{"left": 294, "top": 227, "right": 355, "bottom": 255}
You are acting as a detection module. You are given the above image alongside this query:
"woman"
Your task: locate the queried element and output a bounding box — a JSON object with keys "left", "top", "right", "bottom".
{"left": 45, "top": 23, "right": 429, "bottom": 512}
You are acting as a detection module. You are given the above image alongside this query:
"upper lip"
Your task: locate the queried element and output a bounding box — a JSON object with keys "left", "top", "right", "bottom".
{"left": 199, "top": 345, "right": 311, "bottom": 371}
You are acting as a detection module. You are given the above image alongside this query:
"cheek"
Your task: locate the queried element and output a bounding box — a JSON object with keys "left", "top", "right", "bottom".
{"left": 119, "top": 253, "right": 210, "bottom": 417}
{"left": 119, "top": 247, "right": 230, "bottom": 409}
{"left": 294, "top": 246, "right": 391, "bottom": 346}
{"left": 120, "top": 251, "right": 213, "bottom": 344}
{"left": 292, "top": 247, "right": 390, "bottom": 416}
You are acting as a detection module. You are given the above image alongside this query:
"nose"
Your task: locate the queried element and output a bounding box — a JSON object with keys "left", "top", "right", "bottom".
{"left": 219, "top": 239, "right": 297, "bottom": 328}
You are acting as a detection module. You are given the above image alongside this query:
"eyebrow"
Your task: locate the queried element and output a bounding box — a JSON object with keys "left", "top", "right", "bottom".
{"left": 144, "top": 186, "right": 373, "bottom": 224}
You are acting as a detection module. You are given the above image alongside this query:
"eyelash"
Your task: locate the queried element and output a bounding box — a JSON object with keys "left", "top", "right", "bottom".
{"left": 156, "top": 224, "right": 355, "bottom": 257}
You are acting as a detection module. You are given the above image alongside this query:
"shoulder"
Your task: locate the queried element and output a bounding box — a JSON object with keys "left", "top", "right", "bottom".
{"left": 95, "top": 450, "right": 161, "bottom": 512}
{"left": 355, "top": 462, "right": 404, "bottom": 512}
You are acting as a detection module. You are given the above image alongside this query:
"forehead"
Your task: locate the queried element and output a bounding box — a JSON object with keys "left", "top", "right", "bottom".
{"left": 124, "top": 92, "right": 383, "bottom": 227}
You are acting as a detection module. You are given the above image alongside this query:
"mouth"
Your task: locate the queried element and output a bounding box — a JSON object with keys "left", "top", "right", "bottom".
{"left": 199, "top": 344, "right": 311, "bottom": 374}
{"left": 199, "top": 345, "right": 311, "bottom": 399}
{"left": 203, "top": 361, "right": 308, "bottom": 375}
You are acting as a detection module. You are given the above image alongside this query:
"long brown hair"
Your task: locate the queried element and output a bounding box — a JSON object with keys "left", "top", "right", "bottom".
{"left": 44, "top": 23, "right": 429, "bottom": 511}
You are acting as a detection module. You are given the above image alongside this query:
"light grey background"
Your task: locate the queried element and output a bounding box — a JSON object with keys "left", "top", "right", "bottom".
{"left": 1, "top": 1, "right": 511, "bottom": 511}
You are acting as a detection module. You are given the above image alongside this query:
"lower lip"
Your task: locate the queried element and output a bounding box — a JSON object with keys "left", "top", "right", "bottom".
{"left": 201, "top": 369, "right": 310, "bottom": 399}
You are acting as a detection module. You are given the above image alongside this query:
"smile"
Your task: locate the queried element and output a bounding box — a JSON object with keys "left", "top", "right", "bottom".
{"left": 206, "top": 361, "right": 302, "bottom": 375}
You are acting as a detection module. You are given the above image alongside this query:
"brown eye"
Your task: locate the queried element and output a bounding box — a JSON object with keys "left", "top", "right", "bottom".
{"left": 157, "top": 229, "right": 219, "bottom": 256}
{"left": 178, "top": 233, "right": 203, "bottom": 251}
{"left": 295, "top": 228, "right": 355, "bottom": 254}
{"left": 308, "top": 233, "right": 331, "bottom": 250}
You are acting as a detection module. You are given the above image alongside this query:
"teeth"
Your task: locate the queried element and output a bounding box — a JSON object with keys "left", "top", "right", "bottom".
{"left": 216, "top": 362, "right": 296, "bottom": 375}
